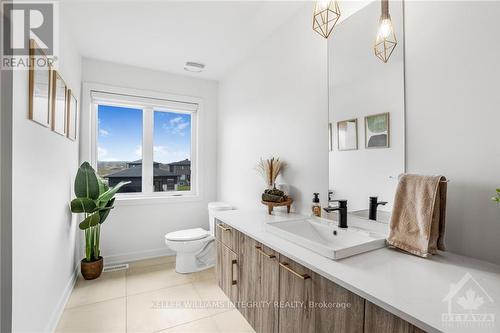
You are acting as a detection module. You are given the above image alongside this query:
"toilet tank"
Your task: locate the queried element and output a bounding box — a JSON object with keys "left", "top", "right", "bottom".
{"left": 208, "top": 202, "right": 233, "bottom": 236}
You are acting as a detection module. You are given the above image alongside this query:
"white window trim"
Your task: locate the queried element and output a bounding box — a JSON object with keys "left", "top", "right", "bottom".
{"left": 82, "top": 82, "right": 203, "bottom": 202}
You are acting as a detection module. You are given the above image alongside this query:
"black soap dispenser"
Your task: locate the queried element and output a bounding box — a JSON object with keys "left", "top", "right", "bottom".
{"left": 312, "top": 193, "right": 321, "bottom": 217}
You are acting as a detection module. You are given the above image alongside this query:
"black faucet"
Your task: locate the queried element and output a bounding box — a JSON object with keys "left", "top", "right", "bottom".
{"left": 324, "top": 200, "right": 348, "bottom": 228}
{"left": 369, "top": 197, "right": 387, "bottom": 221}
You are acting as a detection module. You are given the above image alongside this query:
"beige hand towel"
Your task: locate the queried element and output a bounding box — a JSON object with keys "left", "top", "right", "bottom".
{"left": 387, "top": 174, "right": 447, "bottom": 257}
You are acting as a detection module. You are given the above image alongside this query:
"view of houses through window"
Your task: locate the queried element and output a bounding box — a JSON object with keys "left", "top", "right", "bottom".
{"left": 153, "top": 110, "right": 192, "bottom": 192}
{"left": 97, "top": 104, "right": 193, "bottom": 194}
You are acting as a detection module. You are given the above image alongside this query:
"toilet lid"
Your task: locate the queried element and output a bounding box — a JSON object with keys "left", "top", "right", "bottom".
{"left": 165, "top": 228, "right": 209, "bottom": 241}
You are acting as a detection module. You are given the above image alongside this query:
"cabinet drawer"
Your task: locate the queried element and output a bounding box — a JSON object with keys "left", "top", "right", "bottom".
{"left": 278, "top": 254, "right": 314, "bottom": 333}
{"left": 278, "top": 255, "right": 365, "bottom": 333}
{"left": 364, "top": 301, "right": 426, "bottom": 333}
{"left": 239, "top": 233, "right": 280, "bottom": 333}
{"left": 215, "top": 220, "right": 240, "bottom": 253}
{"left": 312, "top": 271, "right": 364, "bottom": 333}
{"left": 216, "top": 241, "right": 239, "bottom": 304}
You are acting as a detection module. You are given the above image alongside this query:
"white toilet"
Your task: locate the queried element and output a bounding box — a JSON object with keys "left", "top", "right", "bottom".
{"left": 165, "top": 202, "right": 233, "bottom": 273}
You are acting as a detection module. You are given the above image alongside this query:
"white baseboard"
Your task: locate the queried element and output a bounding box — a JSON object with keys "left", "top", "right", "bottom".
{"left": 46, "top": 264, "right": 79, "bottom": 333}
{"left": 103, "top": 248, "right": 175, "bottom": 266}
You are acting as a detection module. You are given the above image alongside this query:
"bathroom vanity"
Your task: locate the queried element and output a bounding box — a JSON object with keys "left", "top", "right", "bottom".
{"left": 214, "top": 210, "right": 500, "bottom": 333}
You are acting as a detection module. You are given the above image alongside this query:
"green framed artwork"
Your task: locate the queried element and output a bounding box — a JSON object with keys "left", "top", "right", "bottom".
{"left": 365, "top": 113, "right": 389, "bottom": 148}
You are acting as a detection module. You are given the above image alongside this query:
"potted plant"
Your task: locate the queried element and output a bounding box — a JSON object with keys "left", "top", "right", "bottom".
{"left": 256, "top": 157, "right": 285, "bottom": 189}
{"left": 70, "top": 162, "right": 130, "bottom": 280}
{"left": 492, "top": 189, "right": 500, "bottom": 204}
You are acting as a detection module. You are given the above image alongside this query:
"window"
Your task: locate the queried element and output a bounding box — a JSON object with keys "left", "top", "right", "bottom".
{"left": 97, "top": 105, "right": 143, "bottom": 193}
{"left": 93, "top": 90, "right": 197, "bottom": 197}
{"left": 153, "top": 110, "right": 192, "bottom": 192}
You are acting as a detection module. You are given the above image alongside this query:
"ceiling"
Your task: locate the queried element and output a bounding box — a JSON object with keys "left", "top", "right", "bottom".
{"left": 61, "top": 1, "right": 310, "bottom": 80}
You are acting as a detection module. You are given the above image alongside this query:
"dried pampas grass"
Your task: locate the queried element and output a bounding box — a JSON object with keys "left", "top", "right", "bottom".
{"left": 256, "top": 157, "right": 285, "bottom": 188}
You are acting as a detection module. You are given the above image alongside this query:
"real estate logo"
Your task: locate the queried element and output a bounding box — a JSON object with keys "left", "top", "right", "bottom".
{"left": 1, "top": 1, "right": 56, "bottom": 69}
{"left": 442, "top": 272, "right": 495, "bottom": 329}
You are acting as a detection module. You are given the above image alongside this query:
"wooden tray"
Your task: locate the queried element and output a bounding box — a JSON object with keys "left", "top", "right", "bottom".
{"left": 262, "top": 198, "right": 293, "bottom": 215}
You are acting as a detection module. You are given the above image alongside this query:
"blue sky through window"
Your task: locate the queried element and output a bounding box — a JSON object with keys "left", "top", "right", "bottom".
{"left": 97, "top": 105, "right": 191, "bottom": 163}
{"left": 98, "top": 105, "right": 143, "bottom": 162}
{"left": 153, "top": 111, "right": 191, "bottom": 164}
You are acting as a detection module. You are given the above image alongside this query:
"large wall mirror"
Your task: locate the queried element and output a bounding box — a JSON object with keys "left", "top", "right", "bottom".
{"left": 328, "top": 0, "right": 405, "bottom": 223}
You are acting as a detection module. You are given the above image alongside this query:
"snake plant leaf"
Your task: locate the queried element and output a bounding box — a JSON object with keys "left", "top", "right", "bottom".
{"left": 97, "top": 175, "right": 109, "bottom": 196}
{"left": 98, "top": 181, "right": 131, "bottom": 205}
{"left": 78, "top": 213, "right": 101, "bottom": 230}
{"left": 98, "top": 198, "right": 115, "bottom": 224}
{"left": 74, "top": 162, "right": 100, "bottom": 200}
{"left": 70, "top": 198, "right": 97, "bottom": 213}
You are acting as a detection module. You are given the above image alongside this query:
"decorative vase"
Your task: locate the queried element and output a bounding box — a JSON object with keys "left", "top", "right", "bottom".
{"left": 81, "top": 256, "right": 104, "bottom": 280}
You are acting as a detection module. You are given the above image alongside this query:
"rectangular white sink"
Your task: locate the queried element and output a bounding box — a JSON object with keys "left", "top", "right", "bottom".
{"left": 266, "top": 217, "right": 387, "bottom": 260}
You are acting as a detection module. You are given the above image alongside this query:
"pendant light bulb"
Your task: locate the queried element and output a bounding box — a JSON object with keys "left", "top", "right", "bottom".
{"left": 374, "top": 0, "right": 397, "bottom": 63}
{"left": 312, "top": 0, "right": 341, "bottom": 39}
{"left": 317, "top": 0, "right": 330, "bottom": 11}
{"left": 377, "top": 18, "right": 393, "bottom": 39}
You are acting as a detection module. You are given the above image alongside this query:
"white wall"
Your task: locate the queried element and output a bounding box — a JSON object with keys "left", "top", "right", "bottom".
{"left": 80, "top": 59, "right": 218, "bottom": 263}
{"left": 11, "top": 8, "right": 82, "bottom": 333}
{"left": 217, "top": 4, "right": 329, "bottom": 214}
{"left": 405, "top": 1, "right": 500, "bottom": 264}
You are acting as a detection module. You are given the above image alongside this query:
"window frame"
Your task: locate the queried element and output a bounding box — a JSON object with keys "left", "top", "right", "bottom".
{"left": 89, "top": 84, "right": 200, "bottom": 200}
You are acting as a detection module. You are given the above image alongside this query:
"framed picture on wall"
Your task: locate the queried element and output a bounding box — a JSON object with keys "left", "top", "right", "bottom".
{"left": 365, "top": 112, "right": 390, "bottom": 148}
{"left": 67, "top": 89, "right": 78, "bottom": 141}
{"left": 337, "top": 119, "right": 358, "bottom": 151}
{"left": 29, "top": 39, "right": 52, "bottom": 127}
{"left": 51, "top": 70, "right": 68, "bottom": 136}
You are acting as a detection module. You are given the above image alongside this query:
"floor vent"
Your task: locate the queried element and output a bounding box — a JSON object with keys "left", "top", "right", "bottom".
{"left": 103, "top": 263, "right": 129, "bottom": 272}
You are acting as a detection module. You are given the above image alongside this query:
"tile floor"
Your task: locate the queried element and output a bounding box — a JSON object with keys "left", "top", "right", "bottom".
{"left": 56, "top": 256, "right": 255, "bottom": 333}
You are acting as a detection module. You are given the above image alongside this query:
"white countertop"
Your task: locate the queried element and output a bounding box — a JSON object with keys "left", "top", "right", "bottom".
{"left": 214, "top": 209, "right": 500, "bottom": 333}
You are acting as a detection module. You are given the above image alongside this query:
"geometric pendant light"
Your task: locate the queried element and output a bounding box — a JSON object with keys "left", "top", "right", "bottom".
{"left": 374, "top": 0, "right": 397, "bottom": 63}
{"left": 312, "top": 0, "right": 341, "bottom": 39}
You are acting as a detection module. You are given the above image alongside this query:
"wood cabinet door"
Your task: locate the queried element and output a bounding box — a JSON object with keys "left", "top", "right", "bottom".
{"left": 239, "top": 234, "right": 280, "bottom": 333}
{"left": 278, "top": 255, "right": 314, "bottom": 333}
{"left": 215, "top": 221, "right": 240, "bottom": 253}
{"left": 238, "top": 233, "right": 261, "bottom": 326}
{"left": 312, "top": 272, "right": 365, "bottom": 333}
{"left": 364, "top": 301, "right": 426, "bottom": 333}
{"left": 256, "top": 244, "right": 280, "bottom": 333}
{"left": 278, "top": 255, "right": 366, "bottom": 333}
{"left": 216, "top": 241, "right": 239, "bottom": 304}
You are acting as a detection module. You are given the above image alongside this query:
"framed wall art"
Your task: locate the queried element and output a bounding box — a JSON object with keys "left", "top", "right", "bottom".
{"left": 29, "top": 39, "right": 52, "bottom": 127}
{"left": 51, "top": 70, "right": 68, "bottom": 136}
{"left": 365, "top": 113, "right": 390, "bottom": 148}
{"left": 337, "top": 119, "right": 358, "bottom": 151}
{"left": 67, "top": 89, "right": 78, "bottom": 141}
